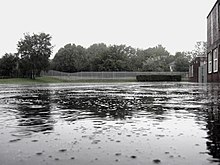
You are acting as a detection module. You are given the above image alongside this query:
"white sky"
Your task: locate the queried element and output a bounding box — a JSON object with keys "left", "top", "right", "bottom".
{"left": 0, "top": 0, "right": 217, "bottom": 58}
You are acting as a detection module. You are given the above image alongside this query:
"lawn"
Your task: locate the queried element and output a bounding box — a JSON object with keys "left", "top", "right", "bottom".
{"left": 0, "top": 77, "right": 70, "bottom": 84}
{"left": 0, "top": 76, "right": 137, "bottom": 84}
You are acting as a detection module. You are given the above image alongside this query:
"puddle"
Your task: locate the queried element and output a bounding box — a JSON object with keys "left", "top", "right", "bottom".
{"left": 0, "top": 82, "right": 220, "bottom": 164}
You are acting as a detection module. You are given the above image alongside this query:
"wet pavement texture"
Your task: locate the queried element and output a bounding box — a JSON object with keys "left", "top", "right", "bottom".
{"left": 0, "top": 82, "right": 220, "bottom": 165}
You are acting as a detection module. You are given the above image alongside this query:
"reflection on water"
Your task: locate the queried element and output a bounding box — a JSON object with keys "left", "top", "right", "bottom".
{"left": 16, "top": 90, "right": 53, "bottom": 135}
{"left": 0, "top": 82, "right": 220, "bottom": 164}
{"left": 205, "top": 85, "right": 220, "bottom": 162}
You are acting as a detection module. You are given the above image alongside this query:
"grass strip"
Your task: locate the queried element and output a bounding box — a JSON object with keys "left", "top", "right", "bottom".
{"left": 0, "top": 77, "right": 137, "bottom": 84}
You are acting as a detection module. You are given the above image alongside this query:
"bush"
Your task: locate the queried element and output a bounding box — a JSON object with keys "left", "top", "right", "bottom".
{"left": 136, "top": 75, "right": 181, "bottom": 82}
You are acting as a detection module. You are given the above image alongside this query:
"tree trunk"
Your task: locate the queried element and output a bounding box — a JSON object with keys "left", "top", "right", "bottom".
{"left": 31, "top": 70, "right": 35, "bottom": 79}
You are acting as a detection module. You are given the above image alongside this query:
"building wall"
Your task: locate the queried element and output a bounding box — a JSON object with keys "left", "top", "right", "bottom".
{"left": 189, "top": 61, "right": 199, "bottom": 82}
{"left": 207, "top": 1, "right": 220, "bottom": 82}
{"left": 189, "top": 57, "right": 207, "bottom": 82}
{"left": 207, "top": 2, "right": 219, "bottom": 52}
{"left": 198, "top": 64, "right": 207, "bottom": 83}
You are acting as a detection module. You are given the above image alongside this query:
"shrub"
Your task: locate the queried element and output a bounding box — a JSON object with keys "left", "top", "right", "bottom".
{"left": 136, "top": 75, "right": 181, "bottom": 82}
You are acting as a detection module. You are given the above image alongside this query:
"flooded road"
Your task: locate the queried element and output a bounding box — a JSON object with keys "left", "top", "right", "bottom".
{"left": 0, "top": 82, "right": 220, "bottom": 165}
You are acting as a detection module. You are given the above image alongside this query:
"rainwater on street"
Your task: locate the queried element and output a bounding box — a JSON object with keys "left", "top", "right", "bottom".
{"left": 0, "top": 82, "right": 220, "bottom": 165}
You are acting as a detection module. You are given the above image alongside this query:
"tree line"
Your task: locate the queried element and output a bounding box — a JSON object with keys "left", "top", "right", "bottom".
{"left": 0, "top": 32, "right": 206, "bottom": 79}
{"left": 51, "top": 43, "right": 192, "bottom": 72}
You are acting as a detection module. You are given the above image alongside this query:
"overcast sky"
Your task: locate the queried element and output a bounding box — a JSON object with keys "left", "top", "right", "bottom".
{"left": 0, "top": 0, "right": 217, "bottom": 58}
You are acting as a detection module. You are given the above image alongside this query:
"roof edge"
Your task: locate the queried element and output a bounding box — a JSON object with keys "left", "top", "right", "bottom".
{"left": 207, "top": 0, "right": 219, "bottom": 18}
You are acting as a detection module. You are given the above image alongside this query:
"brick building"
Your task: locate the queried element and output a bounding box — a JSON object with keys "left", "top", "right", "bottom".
{"left": 189, "top": 56, "right": 207, "bottom": 83}
{"left": 207, "top": 0, "right": 220, "bottom": 82}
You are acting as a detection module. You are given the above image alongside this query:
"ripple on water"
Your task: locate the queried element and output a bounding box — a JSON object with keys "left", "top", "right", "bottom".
{"left": 0, "top": 83, "right": 219, "bottom": 165}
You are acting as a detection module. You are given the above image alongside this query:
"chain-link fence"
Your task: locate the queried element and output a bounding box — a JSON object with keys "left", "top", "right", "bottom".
{"left": 41, "top": 70, "right": 189, "bottom": 81}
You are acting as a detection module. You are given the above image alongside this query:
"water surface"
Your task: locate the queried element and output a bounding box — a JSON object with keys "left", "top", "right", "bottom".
{"left": 0, "top": 82, "right": 220, "bottom": 165}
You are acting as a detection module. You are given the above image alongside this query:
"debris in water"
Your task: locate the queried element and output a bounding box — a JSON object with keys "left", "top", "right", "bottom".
{"left": 9, "top": 139, "right": 21, "bottom": 143}
{"left": 153, "top": 159, "right": 161, "bottom": 163}
{"left": 115, "top": 153, "right": 121, "bottom": 156}
{"left": 59, "top": 149, "right": 67, "bottom": 152}
{"left": 130, "top": 155, "right": 137, "bottom": 159}
{"left": 36, "top": 152, "right": 43, "bottom": 156}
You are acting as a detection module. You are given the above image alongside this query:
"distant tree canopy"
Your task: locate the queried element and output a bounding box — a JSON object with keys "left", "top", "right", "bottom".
{"left": 51, "top": 44, "right": 185, "bottom": 72}
{"left": 191, "top": 41, "right": 207, "bottom": 59}
{"left": 141, "top": 45, "right": 171, "bottom": 71}
{"left": 92, "top": 45, "right": 130, "bottom": 71}
{"left": 86, "top": 43, "right": 108, "bottom": 71}
{"left": 17, "top": 33, "right": 53, "bottom": 79}
{"left": 173, "top": 52, "right": 190, "bottom": 72}
{"left": 51, "top": 44, "right": 87, "bottom": 72}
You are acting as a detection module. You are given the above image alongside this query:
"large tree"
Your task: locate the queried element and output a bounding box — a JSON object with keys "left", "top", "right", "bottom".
{"left": 94, "top": 45, "right": 130, "bottom": 71}
{"left": 0, "top": 53, "right": 19, "bottom": 77}
{"left": 17, "top": 33, "right": 53, "bottom": 79}
{"left": 142, "top": 45, "right": 171, "bottom": 71}
{"left": 52, "top": 44, "right": 87, "bottom": 72}
{"left": 173, "top": 52, "right": 190, "bottom": 72}
{"left": 86, "top": 43, "right": 108, "bottom": 71}
{"left": 186, "top": 41, "right": 207, "bottom": 61}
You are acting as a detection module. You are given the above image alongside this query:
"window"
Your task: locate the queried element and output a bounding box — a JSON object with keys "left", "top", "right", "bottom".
{"left": 208, "top": 52, "right": 212, "bottom": 73}
{"left": 213, "top": 48, "right": 218, "bottom": 72}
